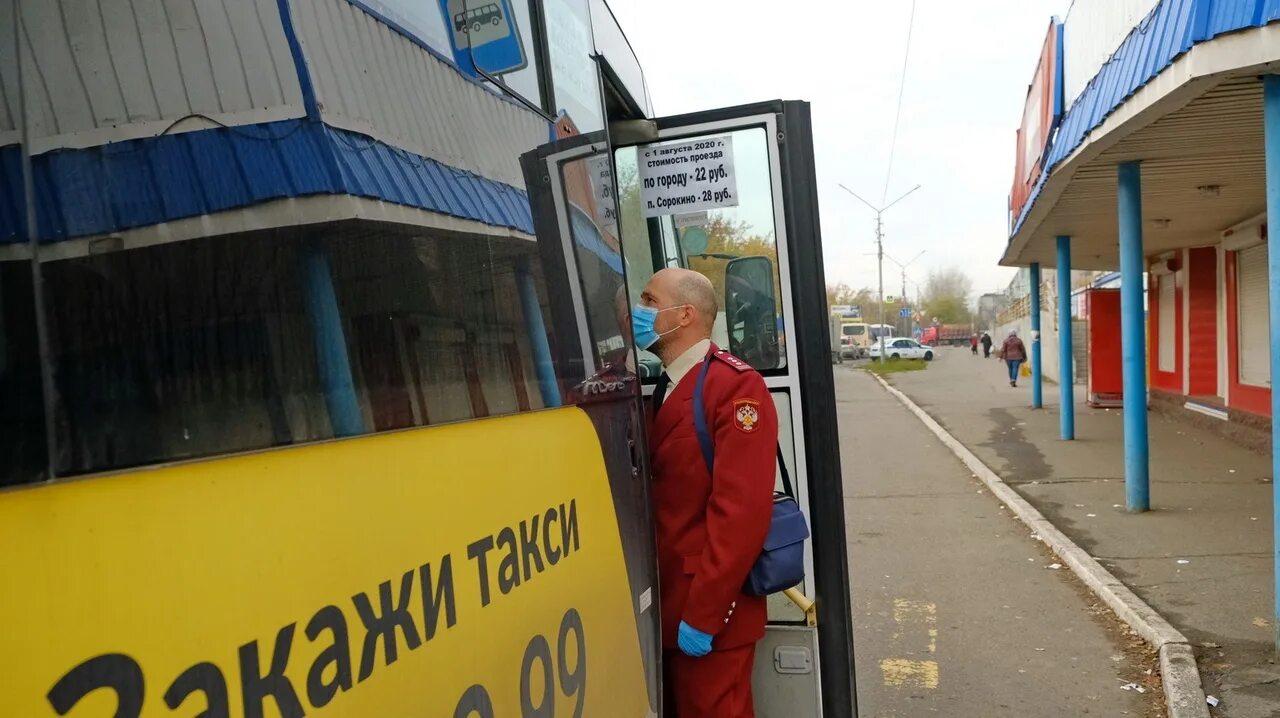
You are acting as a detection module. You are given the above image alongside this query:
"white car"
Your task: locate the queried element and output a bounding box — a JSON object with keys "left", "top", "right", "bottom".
{"left": 868, "top": 337, "right": 934, "bottom": 361}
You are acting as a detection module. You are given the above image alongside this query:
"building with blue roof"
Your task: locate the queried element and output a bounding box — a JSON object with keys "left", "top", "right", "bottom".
{"left": 1001, "top": 0, "right": 1280, "bottom": 655}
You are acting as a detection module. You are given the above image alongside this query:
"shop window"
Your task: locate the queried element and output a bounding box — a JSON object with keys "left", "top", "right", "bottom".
{"left": 1236, "top": 244, "right": 1270, "bottom": 387}
{"left": 1157, "top": 273, "right": 1175, "bottom": 372}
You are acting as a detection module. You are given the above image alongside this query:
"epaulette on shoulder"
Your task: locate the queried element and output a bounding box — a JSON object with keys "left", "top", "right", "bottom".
{"left": 710, "top": 350, "right": 752, "bottom": 373}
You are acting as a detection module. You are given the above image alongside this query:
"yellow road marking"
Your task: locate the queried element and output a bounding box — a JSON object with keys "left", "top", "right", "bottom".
{"left": 892, "top": 598, "right": 938, "bottom": 652}
{"left": 879, "top": 658, "right": 940, "bottom": 689}
{"left": 884, "top": 599, "right": 940, "bottom": 688}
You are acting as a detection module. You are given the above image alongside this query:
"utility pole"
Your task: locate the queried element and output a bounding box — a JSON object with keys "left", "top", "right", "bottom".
{"left": 884, "top": 250, "right": 927, "bottom": 341}
{"left": 876, "top": 215, "right": 885, "bottom": 358}
{"left": 838, "top": 184, "right": 921, "bottom": 362}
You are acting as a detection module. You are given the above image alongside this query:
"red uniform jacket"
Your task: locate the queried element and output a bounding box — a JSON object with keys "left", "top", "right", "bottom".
{"left": 649, "top": 347, "right": 778, "bottom": 650}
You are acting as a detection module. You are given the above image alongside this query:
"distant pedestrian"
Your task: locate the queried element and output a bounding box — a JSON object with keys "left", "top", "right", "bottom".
{"left": 970, "top": 334, "right": 979, "bottom": 355}
{"left": 1000, "top": 330, "right": 1027, "bottom": 387}
{"left": 980, "top": 332, "right": 993, "bottom": 359}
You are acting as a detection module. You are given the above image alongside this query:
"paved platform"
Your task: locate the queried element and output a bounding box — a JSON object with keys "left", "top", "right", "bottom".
{"left": 885, "top": 347, "right": 1279, "bottom": 717}
{"left": 838, "top": 366, "right": 1155, "bottom": 716}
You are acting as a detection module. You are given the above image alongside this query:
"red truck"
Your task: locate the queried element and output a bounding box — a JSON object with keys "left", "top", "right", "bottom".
{"left": 920, "top": 324, "right": 973, "bottom": 347}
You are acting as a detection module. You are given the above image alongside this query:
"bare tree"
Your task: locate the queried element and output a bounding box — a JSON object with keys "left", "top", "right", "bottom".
{"left": 922, "top": 268, "right": 975, "bottom": 324}
{"left": 826, "top": 283, "right": 858, "bottom": 308}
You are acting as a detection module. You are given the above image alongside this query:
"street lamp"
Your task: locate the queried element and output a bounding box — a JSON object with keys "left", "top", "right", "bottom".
{"left": 885, "top": 250, "right": 926, "bottom": 337}
{"left": 837, "top": 184, "right": 922, "bottom": 362}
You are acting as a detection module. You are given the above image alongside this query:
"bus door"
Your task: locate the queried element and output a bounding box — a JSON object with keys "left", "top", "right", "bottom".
{"left": 521, "top": 130, "right": 663, "bottom": 718}
{"left": 522, "top": 101, "right": 856, "bottom": 718}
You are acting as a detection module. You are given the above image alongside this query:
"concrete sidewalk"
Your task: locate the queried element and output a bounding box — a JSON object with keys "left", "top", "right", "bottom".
{"left": 839, "top": 367, "right": 1155, "bottom": 716}
{"left": 883, "top": 347, "right": 1278, "bottom": 718}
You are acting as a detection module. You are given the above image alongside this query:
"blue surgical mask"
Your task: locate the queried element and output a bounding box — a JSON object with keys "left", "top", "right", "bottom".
{"left": 631, "top": 304, "right": 684, "bottom": 350}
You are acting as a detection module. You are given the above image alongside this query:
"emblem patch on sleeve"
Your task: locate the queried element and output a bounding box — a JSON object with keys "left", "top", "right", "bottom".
{"left": 733, "top": 399, "right": 761, "bottom": 433}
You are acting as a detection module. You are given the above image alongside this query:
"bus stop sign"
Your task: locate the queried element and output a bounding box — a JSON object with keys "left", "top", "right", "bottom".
{"left": 439, "top": 0, "right": 527, "bottom": 78}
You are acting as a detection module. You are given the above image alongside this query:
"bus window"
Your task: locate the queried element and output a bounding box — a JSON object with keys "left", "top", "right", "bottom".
{"left": 725, "top": 255, "right": 782, "bottom": 369}
{"left": 545, "top": 0, "right": 604, "bottom": 133}
{"left": 614, "top": 126, "right": 787, "bottom": 373}
{"left": 558, "top": 153, "right": 628, "bottom": 372}
{"left": 462, "top": 0, "right": 544, "bottom": 110}
{"left": 0, "top": 262, "right": 45, "bottom": 487}
{"left": 22, "top": 227, "right": 556, "bottom": 479}
{"left": 0, "top": 8, "right": 42, "bottom": 487}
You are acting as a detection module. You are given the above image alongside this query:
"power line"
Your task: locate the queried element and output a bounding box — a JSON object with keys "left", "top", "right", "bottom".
{"left": 882, "top": 0, "right": 918, "bottom": 205}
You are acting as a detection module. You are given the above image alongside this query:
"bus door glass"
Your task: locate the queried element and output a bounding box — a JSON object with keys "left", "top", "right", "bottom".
{"left": 520, "top": 129, "right": 663, "bottom": 716}
{"left": 611, "top": 102, "right": 856, "bottom": 718}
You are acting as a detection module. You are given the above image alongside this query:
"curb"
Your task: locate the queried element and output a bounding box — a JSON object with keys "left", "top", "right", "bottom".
{"left": 869, "top": 373, "right": 1210, "bottom": 718}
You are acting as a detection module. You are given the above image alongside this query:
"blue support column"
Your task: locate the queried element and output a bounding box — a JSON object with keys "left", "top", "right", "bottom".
{"left": 1057, "top": 237, "right": 1076, "bottom": 440}
{"left": 1030, "top": 262, "right": 1043, "bottom": 409}
{"left": 515, "top": 258, "right": 562, "bottom": 409}
{"left": 300, "top": 239, "right": 364, "bottom": 438}
{"left": 1118, "top": 162, "right": 1150, "bottom": 512}
{"left": 1261, "top": 74, "right": 1280, "bottom": 656}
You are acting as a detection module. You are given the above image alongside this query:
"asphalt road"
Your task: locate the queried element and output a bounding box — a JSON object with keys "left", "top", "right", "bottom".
{"left": 838, "top": 360, "right": 1158, "bottom": 717}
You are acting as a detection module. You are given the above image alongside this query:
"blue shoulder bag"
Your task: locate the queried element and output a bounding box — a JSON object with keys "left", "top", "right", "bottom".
{"left": 692, "top": 355, "right": 811, "bottom": 597}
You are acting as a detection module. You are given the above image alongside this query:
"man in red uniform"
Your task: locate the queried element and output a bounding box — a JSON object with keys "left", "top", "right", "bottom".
{"left": 634, "top": 268, "right": 778, "bottom": 718}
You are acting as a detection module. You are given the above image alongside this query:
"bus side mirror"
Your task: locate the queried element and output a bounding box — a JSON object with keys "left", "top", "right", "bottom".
{"left": 725, "top": 256, "right": 780, "bottom": 369}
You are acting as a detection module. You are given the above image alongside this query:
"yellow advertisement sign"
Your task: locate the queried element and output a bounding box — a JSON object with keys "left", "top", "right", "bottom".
{"left": 0, "top": 408, "right": 651, "bottom": 717}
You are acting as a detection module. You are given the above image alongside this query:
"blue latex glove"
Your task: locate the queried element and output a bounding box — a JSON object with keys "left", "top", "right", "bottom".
{"left": 677, "top": 621, "right": 713, "bottom": 657}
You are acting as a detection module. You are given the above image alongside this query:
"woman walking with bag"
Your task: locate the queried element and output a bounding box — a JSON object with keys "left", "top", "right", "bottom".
{"left": 1000, "top": 330, "right": 1027, "bottom": 387}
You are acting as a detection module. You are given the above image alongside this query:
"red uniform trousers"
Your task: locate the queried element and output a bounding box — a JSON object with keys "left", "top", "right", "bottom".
{"left": 663, "top": 645, "right": 757, "bottom": 718}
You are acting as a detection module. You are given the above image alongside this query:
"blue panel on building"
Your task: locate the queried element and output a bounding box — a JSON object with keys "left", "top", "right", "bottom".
{"left": 0, "top": 120, "right": 540, "bottom": 245}
{"left": 1013, "top": 0, "right": 1280, "bottom": 236}
{"left": 150, "top": 139, "right": 210, "bottom": 221}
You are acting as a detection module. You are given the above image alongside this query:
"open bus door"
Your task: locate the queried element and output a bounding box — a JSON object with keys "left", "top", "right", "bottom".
{"left": 522, "top": 101, "right": 856, "bottom": 717}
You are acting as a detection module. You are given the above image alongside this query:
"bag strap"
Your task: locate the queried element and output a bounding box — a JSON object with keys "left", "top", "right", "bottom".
{"left": 692, "top": 353, "right": 795, "bottom": 499}
{"left": 692, "top": 356, "right": 715, "bottom": 474}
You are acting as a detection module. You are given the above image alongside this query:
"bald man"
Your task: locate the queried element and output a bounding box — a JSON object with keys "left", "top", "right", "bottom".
{"left": 635, "top": 268, "right": 778, "bottom": 718}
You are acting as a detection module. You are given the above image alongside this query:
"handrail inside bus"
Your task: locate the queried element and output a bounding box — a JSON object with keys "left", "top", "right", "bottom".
{"left": 783, "top": 587, "right": 817, "bottom": 627}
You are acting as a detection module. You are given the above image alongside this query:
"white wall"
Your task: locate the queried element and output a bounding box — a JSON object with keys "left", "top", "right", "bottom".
{"left": 996, "top": 273, "right": 1080, "bottom": 386}
{"left": 5, "top": 0, "right": 305, "bottom": 152}
{"left": 1062, "top": 0, "right": 1161, "bottom": 106}
{"left": 998, "top": 308, "right": 1065, "bottom": 384}
{"left": 292, "top": 0, "right": 549, "bottom": 190}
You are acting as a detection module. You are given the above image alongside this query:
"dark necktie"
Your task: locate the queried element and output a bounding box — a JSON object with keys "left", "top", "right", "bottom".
{"left": 652, "top": 372, "right": 671, "bottom": 412}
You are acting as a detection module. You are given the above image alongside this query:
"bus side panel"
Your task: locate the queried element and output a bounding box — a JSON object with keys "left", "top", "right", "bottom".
{"left": 577, "top": 398, "right": 662, "bottom": 713}
{"left": 0, "top": 408, "right": 652, "bottom": 717}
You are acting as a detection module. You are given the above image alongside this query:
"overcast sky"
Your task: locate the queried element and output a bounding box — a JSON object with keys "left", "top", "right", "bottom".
{"left": 611, "top": 0, "right": 1071, "bottom": 300}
